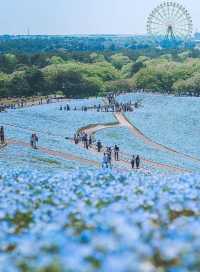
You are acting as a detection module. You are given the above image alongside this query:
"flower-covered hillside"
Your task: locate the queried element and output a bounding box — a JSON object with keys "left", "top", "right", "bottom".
{"left": 0, "top": 167, "right": 200, "bottom": 272}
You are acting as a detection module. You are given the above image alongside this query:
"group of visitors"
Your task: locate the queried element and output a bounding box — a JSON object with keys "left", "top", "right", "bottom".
{"left": 101, "top": 144, "right": 140, "bottom": 169}
{"left": 94, "top": 102, "right": 133, "bottom": 113}
{"left": 60, "top": 104, "right": 71, "bottom": 111}
{"left": 74, "top": 132, "right": 92, "bottom": 149}
{"left": 59, "top": 105, "right": 94, "bottom": 112}
{"left": 0, "top": 97, "right": 54, "bottom": 113}
{"left": 60, "top": 105, "right": 89, "bottom": 111}
{"left": 102, "top": 145, "right": 120, "bottom": 168}
{"left": 81, "top": 106, "right": 88, "bottom": 111}
{"left": 75, "top": 133, "right": 141, "bottom": 170}
{"left": 30, "top": 134, "right": 38, "bottom": 149}
{"left": 0, "top": 126, "right": 5, "bottom": 145}
{"left": 107, "top": 93, "right": 115, "bottom": 105}
{"left": 0, "top": 105, "right": 6, "bottom": 112}
{"left": 58, "top": 93, "right": 140, "bottom": 114}
{"left": 131, "top": 155, "right": 140, "bottom": 169}
{"left": 114, "top": 101, "right": 133, "bottom": 112}
{"left": 106, "top": 91, "right": 142, "bottom": 112}
{"left": 0, "top": 104, "right": 17, "bottom": 112}
{"left": 1, "top": 91, "right": 143, "bottom": 171}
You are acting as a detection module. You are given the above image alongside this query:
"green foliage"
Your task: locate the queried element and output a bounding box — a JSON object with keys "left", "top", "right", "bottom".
{"left": 9, "top": 211, "right": 33, "bottom": 234}
{"left": 6, "top": 67, "right": 47, "bottom": 97}
{"left": 0, "top": 72, "right": 10, "bottom": 97}
{"left": 105, "top": 79, "right": 133, "bottom": 93}
{"left": 24, "top": 67, "right": 47, "bottom": 95}
{"left": 49, "top": 56, "right": 65, "bottom": 65}
{"left": 173, "top": 72, "right": 200, "bottom": 96}
{"left": 133, "top": 58, "right": 200, "bottom": 95}
{"left": 90, "top": 53, "right": 106, "bottom": 63}
{"left": 42, "top": 61, "right": 119, "bottom": 97}
{"left": 110, "top": 53, "right": 131, "bottom": 69}
{"left": 3, "top": 54, "right": 18, "bottom": 73}
{"left": 8, "top": 71, "right": 30, "bottom": 97}
{"left": 0, "top": 49, "right": 200, "bottom": 99}
{"left": 121, "top": 62, "right": 134, "bottom": 78}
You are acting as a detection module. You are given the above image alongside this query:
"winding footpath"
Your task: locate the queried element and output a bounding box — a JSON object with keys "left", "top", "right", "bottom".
{"left": 7, "top": 139, "right": 100, "bottom": 168}
{"left": 115, "top": 111, "right": 200, "bottom": 163}
{"left": 1, "top": 96, "right": 198, "bottom": 173}
{"left": 77, "top": 122, "right": 190, "bottom": 174}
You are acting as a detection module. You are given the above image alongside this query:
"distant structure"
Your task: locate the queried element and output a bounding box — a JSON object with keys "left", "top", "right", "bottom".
{"left": 147, "top": 2, "right": 193, "bottom": 42}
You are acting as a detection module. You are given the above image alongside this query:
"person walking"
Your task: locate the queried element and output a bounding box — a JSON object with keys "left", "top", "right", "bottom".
{"left": 30, "top": 134, "right": 34, "bottom": 148}
{"left": 97, "top": 140, "right": 102, "bottom": 152}
{"left": 0, "top": 126, "right": 5, "bottom": 144}
{"left": 89, "top": 136, "right": 92, "bottom": 147}
{"left": 83, "top": 133, "right": 88, "bottom": 148}
{"left": 131, "top": 155, "right": 135, "bottom": 169}
{"left": 31, "top": 133, "right": 38, "bottom": 149}
{"left": 136, "top": 155, "right": 140, "bottom": 169}
{"left": 102, "top": 153, "right": 108, "bottom": 169}
{"left": 107, "top": 151, "right": 112, "bottom": 168}
{"left": 114, "top": 145, "right": 119, "bottom": 161}
{"left": 85, "top": 134, "right": 88, "bottom": 148}
{"left": 74, "top": 134, "right": 79, "bottom": 144}
{"left": 74, "top": 134, "right": 77, "bottom": 144}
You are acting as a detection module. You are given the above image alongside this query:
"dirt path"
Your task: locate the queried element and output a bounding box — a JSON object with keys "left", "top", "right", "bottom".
{"left": 78, "top": 122, "right": 120, "bottom": 136}
{"left": 1, "top": 97, "right": 193, "bottom": 173}
{"left": 2, "top": 126, "right": 153, "bottom": 174}
{"left": 77, "top": 123, "right": 189, "bottom": 174}
{"left": 114, "top": 111, "right": 200, "bottom": 163}
{"left": 7, "top": 139, "right": 100, "bottom": 168}
{"left": 6, "top": 139, "right": 140, "bottom": 173}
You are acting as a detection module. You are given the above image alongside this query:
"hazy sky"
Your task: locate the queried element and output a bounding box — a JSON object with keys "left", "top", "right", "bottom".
{"left": 1, "top": 0, "right": 199, "bottom": 35}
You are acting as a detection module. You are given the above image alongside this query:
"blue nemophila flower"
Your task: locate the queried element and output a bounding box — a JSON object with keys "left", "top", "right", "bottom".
{"left": 0, "top": 167, "right": 200, "bottom": 271}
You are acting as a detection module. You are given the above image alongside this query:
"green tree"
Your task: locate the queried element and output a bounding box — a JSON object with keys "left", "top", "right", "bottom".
{"left": 105, "top": 79, "right": 133, "bottom": 93}
{"left": 24, "top": 67, "right": 47, "bottom": 95}
{"left": 110, "top": 53, "right": 131, "bottom": 70}
{"left": 49, "top": 56, "right": 65, "bottom": 65}
{"left": 173, "top": 72, "right": 200, "bottom": 96}
{"left": 90, "top": 53, "right": 106, "bottom": 63}
{"left": 8, "top": 72, "right": 30, "bottom": 97}
{"left": 1, "top": 54, "right": 18, "bottom": 73}
{"left": 0, "top": 73, "right": 10, "bottom": 97}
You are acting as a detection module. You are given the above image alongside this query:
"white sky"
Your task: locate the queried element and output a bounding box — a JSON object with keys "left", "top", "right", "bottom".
{"left": 0, "top": 0, "right": 199, "bottom": 35}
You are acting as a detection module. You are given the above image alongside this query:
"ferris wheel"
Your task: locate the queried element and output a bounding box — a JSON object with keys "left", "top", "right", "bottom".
{"left": 147, "top": 2, "right": 193, "bottom": 40}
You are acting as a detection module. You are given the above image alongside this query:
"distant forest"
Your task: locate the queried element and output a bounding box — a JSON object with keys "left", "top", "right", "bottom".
{"left": 0, "top": 35, "right": 195, "bottom": 54}
{"left": 0, "top": 36, "right": 200, "bottom": 99}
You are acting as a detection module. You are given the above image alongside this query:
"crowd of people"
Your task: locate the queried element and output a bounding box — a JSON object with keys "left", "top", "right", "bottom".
{"left": 59, "top": 102, "right": 135, "bottom": 113}
{"left": 58, "top": 91, "right": 142, "bottom": 113}
{"left": 101, "top": 145, "right": 120, "bottom": 168}
{"left": 73, "top": 132, "right": 93, "bottom": 149}
{"left": 0, "top": 123, "right": 141, "bottom": 170}
{"left": 0, "top": 104, "right": 17, "bottom": 112}
{"left": 60, "top": 104, "right": 71, "bottom": 111}
{"left": 1, "top": 92, "right": 142, "bottom": 170}
{"left": 101, "top": 146, "right": 140, "bottom": 169}
{"left": 0, "top": 97, "right": 54, "bottom": 113}
{"left": 73, "top": 131, "right": 141, "bottom": 169}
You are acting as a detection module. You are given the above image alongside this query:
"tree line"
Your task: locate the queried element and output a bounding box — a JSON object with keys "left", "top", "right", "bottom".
{"left": 1, "top": 49, "right": 200, "bottom": 99}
